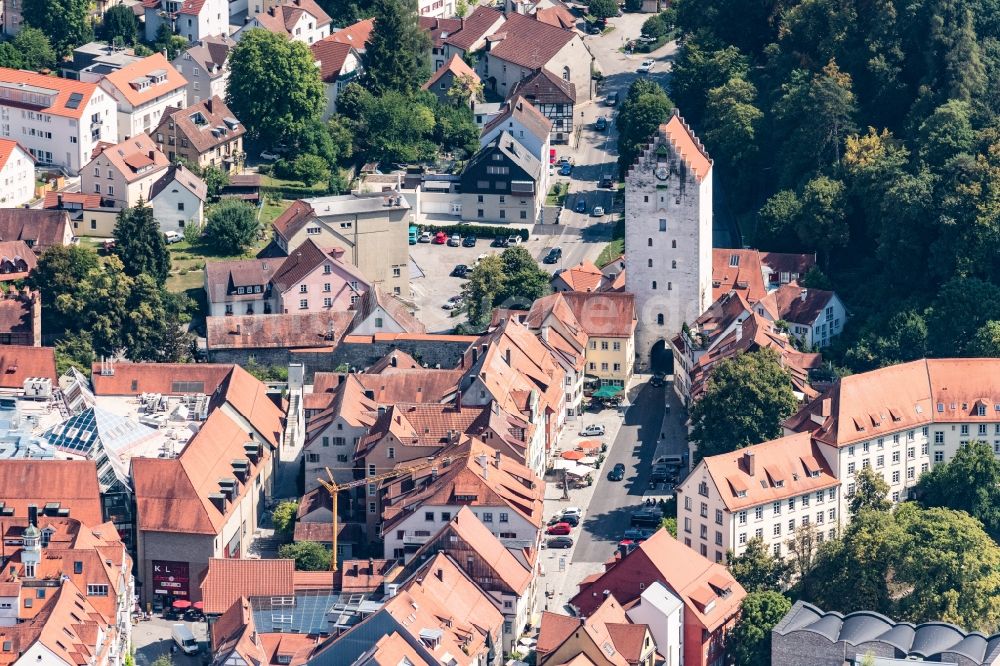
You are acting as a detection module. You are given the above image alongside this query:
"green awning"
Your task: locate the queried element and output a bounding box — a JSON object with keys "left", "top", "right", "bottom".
{"left": 593, "top": 385, "right": 623, "bottom": 398}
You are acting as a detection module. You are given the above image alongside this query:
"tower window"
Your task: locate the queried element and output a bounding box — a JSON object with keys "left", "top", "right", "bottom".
{"left": 672, "top": 260, "right": 677, "bottom": 269}
{"left": 672, "top": 240, "right": 677, "bottom": 248}
{"left": 668, "top": 282, "right": 672, "bottom": 290}
{"left": 657, "top": 314, "right": 664, "bottom": 325}
{"left": 652, "top": 281, "right": 657, "bottom": 290}
{"left": 648, "top": 259, "right": 653, "bottom": 268}
{"left": 647, "top": 238, "right": 652, "bottom": 247}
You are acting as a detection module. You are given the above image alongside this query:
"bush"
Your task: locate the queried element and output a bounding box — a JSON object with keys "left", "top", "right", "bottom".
{"left": 204, "top": 199, "right": 260, "bottom": 255}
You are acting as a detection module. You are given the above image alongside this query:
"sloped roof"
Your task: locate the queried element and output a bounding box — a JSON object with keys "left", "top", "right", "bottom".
{"left": 509, "top": 67, "right": 577, "bottom": 104}
{"left": 201, "top": 558, "right": 295, "bottom": 615}
{"left": 486, "top": 11, "right": 576, "bottom": 69}
{"left": 482, "top": 96, "right": 553, "bottom": 145}
{"left": 0, "top": 140, "right": 33, "bottom": 173}
{"left": 0, "top": 209, "right": 71, "bottom": 252}
{"left": 757, "top": 282, "right": 837, "bottom": 325}
{"left": 0, "top": 69, "right": 102, "bottom": 120}
{"left": 660, "top": 112, "right": 711, "bottom": 183}
{"left": 466, "top": 130, "right": 541, "bottom": 182}
{"left": 174, "top": 35, "right": 234, "bottom": 81}
{"left": 553, "top": 260, "right": 604, "bottom": 292}
{"left": 311, "top": 38, "right": 356, "bottom": 83}
{"left": 0, "top": 460, "right": 103, "bottom": 527}
{"left": 419, "top": 16, "right": 464, "bottom": 47}
{"left": 560, "top": 292, "right": 636, "bottom": 338}
{"left": 271, "top": 199, "right": 316, "bottom": 240}
{"left": 351, "top": 285, "right": 426, "bottom": 334}
{"left": 149, "top": 163, "right": 207, "bottom": 202}
{"left": 443, "top": 6, "right": 504, "bottom": 49}
{"left": 711, "top": 248, "right": 768, "bottom": 303}
{"left": 156, "top": 96, "right": 244, "bottom": 155}
{"left": 101, "top": 53, "right": 187, "bottom": 108}
{"left": 42, "top": 191, "right": 102, "bottom": 210}
{"left": 207, "top": 311, "right": 356, "bottom": 351}
{"left": 270, "top": 238, "right": 368, "bottom": 294}
{"left": 89, "top": 133, "right": 169, "bottom": 184}
{"left": 534, "top": 2, "right": 576, "bottom": 29}
{"left": 423, "top": 53, "right": 480, "bottom": 92}
{"left": 329, "top": 18, "right": 375, "bottom": 49}
{"left": 0, "top": 345, "right": 56, "bottom": 388}
{"left": 90, "top": 361, "right": 233, "bottom": 395}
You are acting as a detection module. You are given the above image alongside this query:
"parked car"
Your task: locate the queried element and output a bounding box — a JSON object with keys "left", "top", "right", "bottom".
{"left": 543, "top": 247, "right": 563, "bottom": 264}
{"left": 650, "top": 465, "right": 674, "bottom": 484}
{"left": 418, "top": 231, "right": 432, "bottom": 243}
{"left": 474, "top": 253, "right": 489, "bottom": 266}
{"left": 589, "top": 25, "right": 602, "bottom": 34}
{"left": 547, "top": 536, "right": 574, "bottom": 549}
{"left": 164, "top": 230, "right": 183, "bottom": 244}
{"left": 442, "top": 295, "right": 463, "bottom": 310}
{"left": 599, "top": 175, "right": 614, "bottom": 188}
{"left": 451, "top": 264, "right": 469, "bottom": 278}
{"left": 546, "top": 522, "right": 572, "bottom": 535}
{"left": 650, "top": 374, "right": 664, "bottom": 387}
{"left": 607, "top": 91, "right": 619, "bottom": 106}
{"left": 559, "top": 513, "right": 580, "bottom": 527}
{"left": 562, "top": 507, "right": 582, "bottom": 518}
{"left": 432, "top": 231, "right": 448, "bottom": 244}
{"left": 580, "top": 424, "right": 606, "bottom": 436}
{"left": 506, "top": 235, "right": 522, "bottom": 246}
{"left": 259, "top": 151, "right": 279, "bottom": 161}
{"left": 630, "top": 509, "right": 663, "bottom": 527}
{"left": 447, "top": 233, "right": 461, "bottom": 246}
{"left": 608, "top": 463, "right": 626, "bottom": 481}
{"left": 575, "top": 198, "right": 587, "bottom": 213}
{"left": 595, "top": 116, "right": 608, "bottom": 131}
{"left": 623, "top": 528, "right": 654, "bottom": 541}
{"left": 491, "top": 236, "right": 506, "bottom": 247}
{"left": 559, "top": 162, "right": 573, "bottom": 176}
{"left": 592, "top": 205, "right": 605, "bottom": 217}
{"left": 557, "top": 156, "right": 574, "bottom": 166}
{"left": 638, "top": 59, "right": 655, "bottom": 73}
{"left": 462, "top": 235, "right": 478, "bottom": 247}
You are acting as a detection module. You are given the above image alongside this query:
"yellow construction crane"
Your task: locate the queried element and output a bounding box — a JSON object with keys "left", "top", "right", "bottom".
{"left": 316, "top": 452, "right": 469, "bottom": 572}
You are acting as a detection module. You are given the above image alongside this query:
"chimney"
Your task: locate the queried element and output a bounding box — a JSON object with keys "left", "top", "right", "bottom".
{"left": 27, "top": 504, "right": 37, "bottom": 527}
{"left": 471, "top": 347, "right": 479, "bottom": 364}
{"left": 800, "top": 289, "right": 808, "bottom": 302}
{"left": 390, "top": 355, "right": 397, "bottom": 368}
{"left": 820, "top": 398, "right": 831, "bottom": 417}
{"left": 235, "top": 323, "right": 241, "bottom": 336}
{"left": 267, "top": 5, "right": 275, "bottom": 14}
{"left": 352, "top": 561, "right": 360, "bottom": 576}
{"left": 742, "top": 451, "right": 755, "bottom": 476}
{"left": 456, "top": 390, "right": 462, "bottom": 409}
{"left": 435, "top": 567, "right": 444, "bottom": 582}
{"left": 205, "top": 97, "right": 213, "bottom": 114}
{"left": 56, "top": 193, "right": 63, "bottom": 208}
{"left": 430, "top": 466, "right": 438, "bottom": 480}
{"left": 29, "top": 291, "right": 40, "bottom": 347}
{"left": 208, "top": 493, "right": 226, "bottom": 512}
{"left": 368, "top": 557, "right": 374, "bottom": 574}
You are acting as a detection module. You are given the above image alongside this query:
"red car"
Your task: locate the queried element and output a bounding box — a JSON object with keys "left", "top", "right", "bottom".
{"left": 546, "top": 522, "right": 572, "bottom": 535}
{"left": 432, "top": 231, "right": 448, "bottom": 244}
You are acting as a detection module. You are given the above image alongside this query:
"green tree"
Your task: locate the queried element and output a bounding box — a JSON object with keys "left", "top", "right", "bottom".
{"left": 326, "top": 116, "right": 355, "bottom": 164}
{"left": 726, "top": 538, "right": 788, "bottom": 593}
{"left": 363, "top": 0, "right": 430, "bottom": 95}
{"left": 917, "top": 100, "right": 975, "bottom": 169}
{"left": 0, "top": 43, "right": 23, "bottom": 69}
{"left": 113, "top": 200, "right": 170, "bottom": 285}
{"left": 849, "top": 466, "right": 891, "bottom": 514}
{"left": 754, "top": 189, "right": 802, "bottom": 251}
{"left": 121, "top": 276, "right": 192, "bottom": 362}
{"left": 797, "top": 176, "right": 848, "bottom": 268}
{"left": 152, "top": 22, "right": 187, "bottom": 60}
{"left": 446, "top": 73, "right": 484, "bottom": 107}
{"left": 204, "top": 199, "right": 260, "bottom": 255}
{"left": 661, "top": 516, "right": 677, "bottom": 536}
{"left": 689, "top": 349, "right": 799, "bottom": 462}
{"left": 28, "top": 245, "right": 100, "bottom": 335}
{"left": 151, "top": 656, "right": 174, "bottom": 666}
{"left": 589, "top": 0, "right": 618, "bottom": 19}
{"left": 728, "top": 592, "right": 791, "bottom": 666}
{"left": 227, "top": 29, "right": 325, "bottom": 149}
{"left": 495, "top": 246, "right": 551, "bottom": 308}
{"left": 278, "top": 541, "right": 331, "bottom": 571}
{"left": 926, "top": 276, "right": 1000, "bottom": 356}
{"left": 463, "top": 254, "right": 504, "bottom": 328}
{"left": 12, "top": 27, "right": 56, "bottom": 70}
{"left": 352, "top": 90, "right": 437, "bottom": 163}
{"left": 668, "top": 40, "right": 748, "bottom": 124}
{"left": 435, "top": 103, "right": 479, "bottom": 155}
{"left": 272, "top": 500, "right": 299, "bottom": 537}
{"left": 100, "top": 4, "right": 139, "bottom": 45}
{"left": 969, "top": 321, "right": 1000, "bottom": 356}
{"left": 22, "top": 0, "right": 92, "bottom": 56}
{"left": 641, "top": 13, "right": 669, "bottom": 38}
{"left": 291, "top": 153, "right": 331, "bottom": 186}
{"left": 202, "top": 166, "right": 229, "bottom": 203}
{"left": 616, "top": 79, "right": 673, "bottom": 177}
{"left": 703, "top": 77, "right": 762, "bottom": 167}
{"left": 55, "top": 331, "right": 95, "bottom": 375}
{"left": 917, "top": 440, "right": 1000, "bottom": 540}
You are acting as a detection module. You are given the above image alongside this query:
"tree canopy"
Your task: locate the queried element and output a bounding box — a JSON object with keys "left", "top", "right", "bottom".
{"left": 462, "top": 247, "right": 550, "bottom": 328}
{"left": 726, "top": 538, "right": 789, "bottom": 593}
{"left": 22, "top": 0, "right": 92, "bottom": 56}
{"left": 916, "top": 440, "right": 1000, "bottom": 540}
{"left": 277, "top": 541, "right": 331, "bottom": 571}
{"left": 101, "top": 4, "right": 139, "bottom": 45}
{"left": 113, "top": 201, "right": 170, "bottom": 285}
{"left": 689, "top": 349, "right": 799, "bottom": 462}
{"left": 227, "top": 29, "right": 325, "bottom": 149}
{"left": 849, "top": 466, "right": 892, "bottom": 515}
{"left": 616, "top": 79, "right": 673, "bottom": 177}
{"left": 728, "top": 592, "right": 792, "bottom": 666}
{"left": 363, "top": 0, "right": 430, "bottom": 95}
{"left": 204, "top": 199, "right": 260, "bottom": 255}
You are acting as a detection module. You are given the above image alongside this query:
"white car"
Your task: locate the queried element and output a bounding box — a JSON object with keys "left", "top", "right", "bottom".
{"left": 638, "top": 59, "right": 655, "bottom": 73}
{"left": 442, "top": 295, "right": 463, "bottom": 310}
{"left": 562, "top": 507, "right": 583, "bottom": 518}
{"left": 580, "top": 424, "right": 606, "bottom": 436}
{"left": 418, "top": 231, "right": 432, "bottom": 243}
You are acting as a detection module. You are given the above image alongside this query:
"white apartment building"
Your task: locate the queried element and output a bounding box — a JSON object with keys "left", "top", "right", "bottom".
{"left": 0, "top": 69, "right": 117, "bottom": 175}
{"left": 754, "top": 283, "right": 848, "bottom": 349}
{"left": 677, "top": 432, "right": 841, "bottom": 564}
{"left": 625, "top": 111, "right": 713, "bottom": 371}
{"left": 81, "top": 133, "right": 170, "bottom": 208}
{"left": 99, "top": 54, "right": 188, "bottom": 142}
{"left": 0, "top": 140, "right": 34, "bottom": 207}
{"left": 144, "top": 0, "right": 229, "bottom": 44}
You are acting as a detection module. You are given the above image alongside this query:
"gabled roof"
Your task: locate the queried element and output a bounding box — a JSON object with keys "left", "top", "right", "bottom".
{"left": 201, "top": 558, "right": 295, "bottom": 615}
{"left": 694, "top": 431, "right": 838, "bottom": 511}
{"left": 88, "top": 133, "right": 169, "bottom": 184}
{"left": 248, "top": 0, "right": 332, "bottom": 36}
{"left": 204, "top": 257, "right": 284, "bottom": 303}
{"left": 174, "top": 35, "right": 234, "bottom": 81}
{"left": 0, "top": 140, "right": 33, "bottom": 173}
{"left": 156, "top": 96, "right": 244, "bottom": 155}
{"left": 100, "top": 53, "right": 187, "bottom": 108}
{"left": 443, "top": 6, "right": 504, "bottom": 50}
{"left": 271, "top": 199, "right": 316, "bottom": 240}
{"left": 485, "top": 11, "right": 576, "bottom": 70}
{"left": 481, "top": 96, "right": 553, "bottom": 146}
{"left": 757, "top": 282, "right": 836, "bottom": 325}
{"left": 0, "top": 69, "right": 103, "bottom": 120}
{"left": 311, "top": 37, "right": 356, "bottom": 83}
{"left": 149, "top": 163, "right": 208, "bottom": 202}
{"left": 570, "top": 529, "right": 745, "bottom": 633}
{"left": 329, "top": 18, "right": 374, "bottom": 48}
{"left": 211, "top": 597, "right": 267, "bottom": 663}
{"left": 305, "top": 374, "right": 378, "bottom": 437}
{"left": 560, "top": 292, "right": 636, "bottom": 338}
{"left": 206, "top": 311, "right": 356, "bottom": 351}
{"left": 0, "top": 345, "right": 55, "bottom": 388}
{"left": 270, "top": 238, "right": 368, "bottom": 294}
{"left": 42, "top": 192, "right": 103, "bottom": 210}
{"left": 419, "top": 16, "right": 464, "bottom": 47}
{"left": 0, "top": 209, "right": 71, "bottom": 252}
{"left": 466, "top": 130, "right": 542, "bottom": 182}
{"left": 534, "top": 2, "right": 576, "bottom": 29}
{"left": 359, "top": 403, "right": 486, "bottom": 454}
{"left": 553, "top": 260, "right": 604, "bottom": 292}
{"left": 509, "top": 67, "right": 577, "bottom": 104}
{"left": 0, "top": 460, "right": 104, "bottom": 526}
{"left": 0, "top": 241, "right": 36, "bottom": 281}
{"left": 711, "top": 248, "right": 767, "bottom": 303}
{"left": 351, "top": 285, "right": 427, "bottom": 334}
{"left": 90, "top": 361, "right": 233, "bottom": 396}
{"left": 659, "top": 111, "right": 711, "bottom": 183}
{"left": 423, "top": 54, "right": 480, "bottom": 91}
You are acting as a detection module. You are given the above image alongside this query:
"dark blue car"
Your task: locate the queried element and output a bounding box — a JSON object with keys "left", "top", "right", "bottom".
{"left": 575, "top": 198, "right": 587, "bottom": 213}
{"left": 559, "top": 163, "right": 573, "bottom": 176}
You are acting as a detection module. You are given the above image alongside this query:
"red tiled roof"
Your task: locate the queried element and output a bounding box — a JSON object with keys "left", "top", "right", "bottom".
{"left": 206, "top": 311, "right": 356, "bottom": 350}
{"left": 482, "top": 96, "right": 552, "bottom": 145}
{"left": 200, "top": 558, "right": 294, "bottom": 615}
{"left": 0, "top": 344, "right": 55, "bottom": 388}
{"left": 88, "top": 133, "right": 169, "bottom": 184}
{"left": 712, "top": 249, "right": 767, "bottom": 303}
{"left": 444, "top": 6, "right": 504, "bottom": 50}
{"left": 560, "top": 292, "right": 636, "bottom": 338}
{"left": 486, "top": 12, "right": 576, "bottom": 70}
{"left": 100, "top": 53, "right": 187, "bottom": 108}
{"left": 329, "top": 18, "right": 375, "bottom": 49}
{"left": 757, "top": 282, "right": 836, "bottom": 325}
{"left": 311, "top": 38, "right": 355, "bottom": 83}
{"left": 271, "top": 199, "right": 315, "bottom": 240}
{"left": 553, "top": 261, "right": 604, "bottom": 292}
{"left": 0, "top": 460, "right": 103, "bottom": 526}
{"left": 509, "top": 67, "right": 577, "bottom": 104}
{"left": 90, "top": 361, "right": 233, "bottom": 395}
{"left": 0, "top": 209, "right": 71, "bottom": 252}
{"left": 42, "top": 191, "right": 102, "bottom": 210}
{"left": 0, "top": 140, "right": 33, "bottom": 173}
{"left": 423, "top": 54, "right": 480, "bottom": 91}
{"left": 534, "top": 2, "right": 576, "bottom": 29}
{"left": 661, "top": 112, "right": 711, "bottom": 183}
{"left": 0, "top": 69, "right": 103, "bottom": 120}
{"left": 419, "top": 16, "right": 464, "bottom": 47}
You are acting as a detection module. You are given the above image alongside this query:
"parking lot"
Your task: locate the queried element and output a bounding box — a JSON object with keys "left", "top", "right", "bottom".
{"left": 131, "top": 617, "right": 209, "bottom": 666}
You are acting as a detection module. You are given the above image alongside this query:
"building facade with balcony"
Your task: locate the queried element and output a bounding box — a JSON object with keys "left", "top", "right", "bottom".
{"left": 0, "top": 69, "right": 118, "bottom": 175}
{"left": 100, "top": 54, "right": 188, "bottom": 142}
{"left": 152, "top": 96, "right": 245, "bottom": 173}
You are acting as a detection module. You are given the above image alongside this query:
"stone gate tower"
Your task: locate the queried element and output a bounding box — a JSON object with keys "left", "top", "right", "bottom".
{"left": 624, "top": 110, "right": 713, "bottom": 370}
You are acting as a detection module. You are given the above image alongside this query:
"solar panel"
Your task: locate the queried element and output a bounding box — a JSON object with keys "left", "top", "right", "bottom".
{"left": 65, "top": 93, "right": 83, "bottom": 110}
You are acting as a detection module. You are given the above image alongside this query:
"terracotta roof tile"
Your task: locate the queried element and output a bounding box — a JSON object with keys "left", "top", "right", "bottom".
{"left": 357, "top": 632, "right": 425, "bottom": 666}
{"left": 0, "top": 344, "right": 55, "bottom": 387}
{"left": 419, "top": 16, "right": 464, "bottom": 46}
{"left": 88, "top": 133, "right": 169, "bottom": 184}
{"left": 148, "top": 163, "right": 207, "bottom": 203}
{"left": 311, "top": 38, "right": 355, "bottom": 83}
{"left": 661, "top": 112, "right": 711, "bottom": 183}
{"left": 154, "top": 96, "right": 244, "bottom": 156}
{"left": 534, "top": 2, "right": 576, "bottom": 29}
{"left": 272, "top": 199, "right": 315, "bottom": 239}
{"left": 482, "top": 96, "right": 552, "bottom": 144}
{"left": 329, "top": 18, "right": 375, "bottom": 49}
{"left": 0, "top": 460, "right": 103, "bottom": 526}
{"left": 486, "top": 12, "right": 575, "bottom": 70}
{"left": 200, "top": 558, "right": 294, "bottom": 615}
{"left": 90, "top": 361, "right": 233, "bottom": 395}
{"left": 0, "top": 69, "right": 103, "bottom": 120}
{"left": 204, "top": 256, "right": 284, "bottom": 304}
{"left": 537, "top": 611, "right": 581, "bottom": 653}
{"left": 270, "top": 238, "right": 369, "bottom": 294}
{"left": 712, "top": 249, "right": 767, "bottom": 303}
{"left": 553, "top": 260, "right": 604, "bottom": 292}
{"left": 206, "top": 311, "right": 356, "bottom": 350}
{"left": 444, "top": 6, "right": 504, "bottom": 49}
{"left": 757, "top": 282, "right": 836, "bottom": 325}
{"left": 100, "top": 53, "right": 187, "bottom": 108}
{"left": 559, "top": 292, "right": 636, "bottom": 338}
{"left": 352, "top": 285, "right": 426, "bottom": 334}
{"left": 0, "top": 140, "right": 32, "bottom": 175}
{"left": 423, "top": 54, "right": 480, "bottom": 91}
{"left": 42, "top": 192, "right": 102, "bottom": 210}
{"left": 509, "top": 67, "right": 576, "bottom": 104}
{"left": 0, "top": 209, "right": 71, "bottom": 253}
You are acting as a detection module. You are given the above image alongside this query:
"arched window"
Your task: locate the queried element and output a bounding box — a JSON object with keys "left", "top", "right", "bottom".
{"left": 648, "top": 258, "right": 653, "bottom": 268}
{"left": 652, "top": 281, "right": 657, "bottom": 290}
{"left": 671, "top": 260, "right": 677, "bottom": 269}
{"left": 562, "top": 66, "right": 571, "bottom": 81}
{"left": 657, "top": 314, "right": 664, "bottom": 325}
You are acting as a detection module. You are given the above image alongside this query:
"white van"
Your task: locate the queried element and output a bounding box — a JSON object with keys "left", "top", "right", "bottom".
{"left": 171, "top": 623, "right": 199, "bottom": 655}
{"left": 164, "top": 230, "right": 183, "bottom": 244}
{"left": 655, "top": 454, "right": 684, "bottom": 468}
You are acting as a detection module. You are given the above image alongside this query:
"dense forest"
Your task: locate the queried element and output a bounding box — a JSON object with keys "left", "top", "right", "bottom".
{"left": 667, "top": 0, "right": 1000, "bottom": 371}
